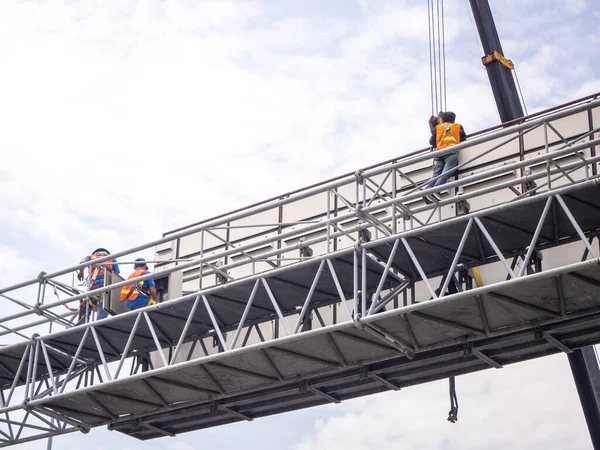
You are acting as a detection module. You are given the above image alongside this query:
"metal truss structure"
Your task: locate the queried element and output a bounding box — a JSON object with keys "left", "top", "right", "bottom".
{"left": 1, "top": 94, "right": 600, "bottom": 446}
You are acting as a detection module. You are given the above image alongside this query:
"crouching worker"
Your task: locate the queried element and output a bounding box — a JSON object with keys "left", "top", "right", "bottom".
{"left": 424, "top": 111, "right": 466, "bottom": 203}
{"left": 120, "top": 258, "right": 157, "bottom": 311}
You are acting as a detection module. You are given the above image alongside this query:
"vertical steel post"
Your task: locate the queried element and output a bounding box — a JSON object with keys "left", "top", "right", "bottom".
{"left": 199, "top": 230, "right": 205, "bottom": 290}
{"left": 353, "top": 249, "right": 358, "bottom": 317}
{"left": 39, "top": 279, "right": 48, "bottom": 306}
{"left": 391, "top": 170, "right": 397, "bottom": 234}
{"left": 361, "top": 247, "right": 367, "bottom": 317}
{"left": 327, "top": 190, "right": 332, "bottom": 253}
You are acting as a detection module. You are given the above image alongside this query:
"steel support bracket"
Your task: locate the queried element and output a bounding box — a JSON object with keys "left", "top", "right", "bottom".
{"left": 298, "top": 380, "right": 308, "bottom": 394}
{"left": 455, "top": 198, "right": 471, "bottom": 216}
{"left": 526, "top": 249, "right": 543, "bottom": 275}
{"left": 214, "top": 261, "right": 228, "bottom": 285}
{"left": 359, "top": 365, "right": 369, "bottom": 381}
{"left": 359, "top": 228, "right": 371, "bottom": 243}
{"left": 481, "top": 50, "right": 514, "bottom": 70}
{"left": 299, "top": 245, "right": 313, "bottom": 258}
{"left": 534, "top": 327, "right": 544, "bottom": 340}
{"left": 523, "top": 168, "right": 538, "bottom": 195}
{"left": 463, "top": 342, "right": 473, "bottom": 357}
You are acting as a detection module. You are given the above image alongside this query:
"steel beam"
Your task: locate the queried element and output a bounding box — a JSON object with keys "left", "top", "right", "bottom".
{"left": 568, "top": 347, "right": 600, "bottom": 449}
{"left": 468, "top": 0, "right": 524, "bottom": 122}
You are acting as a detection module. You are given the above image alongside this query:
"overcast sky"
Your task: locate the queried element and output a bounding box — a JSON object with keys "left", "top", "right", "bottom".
{"left": 1, "top": 0, "right": 599, "bottom": 449}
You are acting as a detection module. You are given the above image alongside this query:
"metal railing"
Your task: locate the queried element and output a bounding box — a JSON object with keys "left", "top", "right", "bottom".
{"left": 1, "top": 94, "right": 599, "bottom": 330}
{"left": 0, "top": 93, "right": 599, "bottom": 446}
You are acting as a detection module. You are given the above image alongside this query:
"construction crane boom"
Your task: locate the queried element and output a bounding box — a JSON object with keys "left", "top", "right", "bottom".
{"left": 468, "top": 0, "right": 524, "bottom": 123}
{"left": 468, "top": 2, "right": 600, "bottom": 448}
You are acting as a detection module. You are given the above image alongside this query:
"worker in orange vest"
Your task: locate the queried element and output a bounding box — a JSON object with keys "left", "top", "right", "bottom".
{"left": 120, "top": 258, "right": 157, "bottom": 310}
{"left": 77, "top": 248, "right": 120, "bottom": 323}
{"left": 424, "top": 111, "right": 467, "bottom": 203}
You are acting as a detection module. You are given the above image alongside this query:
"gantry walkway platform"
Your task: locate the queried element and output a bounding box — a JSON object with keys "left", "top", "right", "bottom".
{"left": 0, "top": 93, "right": 599, "bottom": 446}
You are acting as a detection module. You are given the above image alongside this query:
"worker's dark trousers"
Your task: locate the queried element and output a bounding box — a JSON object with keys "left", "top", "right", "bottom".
{"left": 426, "top": 153, "right": 458, "bottom": 190}
{"left": 78, "top": 285, "right": 107, "bottom": 324}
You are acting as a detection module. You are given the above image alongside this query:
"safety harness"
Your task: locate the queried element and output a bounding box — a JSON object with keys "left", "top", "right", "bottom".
{"left": 120, "top": 269, "right": 156, "bottom": 306}
{"left": 121, "top": 282, "right": 154, "bottom": 303}
{"left": 79, "top": 265, "right": 103, "bottom": 311}
{"left": 438, "top": 123, "right": 459, "bottom": 145}
{"left": 434, "top": 123, "right": 461, "bottom": 166}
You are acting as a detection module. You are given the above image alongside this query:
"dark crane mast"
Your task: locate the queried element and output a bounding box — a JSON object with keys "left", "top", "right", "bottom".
{"left": 468, "top": 1, "right": 600, "bottom": 448}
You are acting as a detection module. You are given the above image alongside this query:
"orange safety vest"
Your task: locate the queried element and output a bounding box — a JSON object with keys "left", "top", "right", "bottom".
{"left": 78, "top": 252, "right": 116, "bottom": 311}
{"left": 120, "top": 269, "right": 151, "bottom": 302}
{"left": 86, "top": 253, "right": 115, "bottom": 280}
{"left": 435, "top": 123, "right": 462, "bottom": 150}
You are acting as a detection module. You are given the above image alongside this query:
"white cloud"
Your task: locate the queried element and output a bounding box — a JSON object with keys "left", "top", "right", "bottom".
{"left": 0, "top": 0, "right": 599, "bottom": 449}
{"left": 293, "top": 354, "right": 592, "bottom": 450}
{"left": 0, "top": 245, "right": 35, "bottom": 288}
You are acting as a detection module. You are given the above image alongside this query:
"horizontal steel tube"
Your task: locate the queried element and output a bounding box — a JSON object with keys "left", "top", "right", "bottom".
{"left": 4, "top": 165, "right": 599, "bottom": 332}
{"left": 0, "top": 311, "right": 76, "bottom": 338}
{"left": 1, "top": 113, "right": 598, "bottom": 332}
{"left": 360, "top": 98, "right": 600, "bottom": 180}
{"left": 0, "top": 427, "right": 79, "bottom": 448}
{"left": 362, "top": 258, "right": 600, "bottom": 322}
{"left": 109, "top": 308, "right": 600, "bottom": 428}
{"left": 183, "top": 157, "right": 600, "bottom": 283}
{"left": 2, "top": 99, "right": 599, "bottom": 296}
{"left": 410, "top": 156, "right": 600, "bottom": 214}
{"left": 23, "top": 258, "right": 600, "bottom": 410}
{"left": 34, "top": 246, "right": 356, "bottom": 343}
{"left": 377, "top": 136, "right": 600, "bottom": 208}
{"left": 162, "top": 92, "right": 600, "bottom": 238}
{"left": 363, "top": 177, "right": 600, "bottom": 250}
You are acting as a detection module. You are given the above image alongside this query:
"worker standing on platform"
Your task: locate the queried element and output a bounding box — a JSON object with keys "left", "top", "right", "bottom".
{"left": 77, "top": 248, "right": 120, "bottom": 323}
{"left": 120, "top": 258, "right": 157, "bottom": 310}
{"left": 424, "top": 111, "right": 467, "bottom": 203}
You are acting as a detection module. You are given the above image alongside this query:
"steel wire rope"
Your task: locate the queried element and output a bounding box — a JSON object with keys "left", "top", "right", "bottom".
{"left": 441, "top": 0, "right": 447, "bottom": 111}
{"left": 433, "top": 0, "right": 439, "bottom": 112}
{"left": 463, "top": 0, "right": 485, "bottom": 59}
{"left": 432, "top": 0, "right": 439, "bottom": 114}
{"left": 428, "top": 0, "right": 447, "bottom": 115}
{"left": 436, "top": 0, "right": 444, "bottom": 112}
{"left": 427, "top": 0, "right": 438, "bottom": 115}
{"left": 427, "top": 0, "right": 434, "bottom": 115}
{"left": 513, "top": 66, "right": 529, "bottom": 115}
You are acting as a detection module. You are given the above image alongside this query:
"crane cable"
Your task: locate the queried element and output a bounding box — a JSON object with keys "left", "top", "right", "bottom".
{"left": 428, "top": 0, "right": 447, "bottom": 116}
{"left": 438, "top": 0, "right": 446, "bottom": 112}
{"left": 429, "top": 2, "right": 462, "bottom": 423}
{"left": 513, "top": 67, "right": 529, "bottom": 115}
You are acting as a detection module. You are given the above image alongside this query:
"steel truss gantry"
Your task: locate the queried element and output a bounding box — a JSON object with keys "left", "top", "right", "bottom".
{"left": 1, "top": 94, "right": 600, "bottom": 445}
